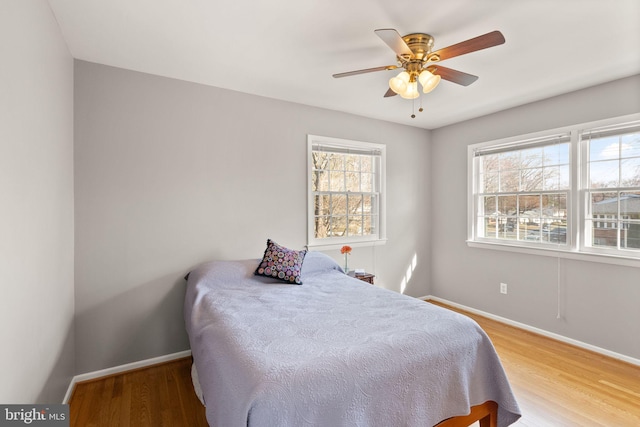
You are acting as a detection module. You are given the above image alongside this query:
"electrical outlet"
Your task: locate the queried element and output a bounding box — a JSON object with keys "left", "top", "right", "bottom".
{"left": 500, "top": 282, "right": 508, "bottom": 294}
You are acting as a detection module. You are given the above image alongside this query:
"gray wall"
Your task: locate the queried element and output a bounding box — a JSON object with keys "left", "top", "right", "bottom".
{"left": 431, "top": 75, "right": 640, "bottom": 359}
{"left": 74, "top": 61, "right": 431, "bottom": 373}
{"left": 0, "top": 2, "right": 75, "bottom": 402}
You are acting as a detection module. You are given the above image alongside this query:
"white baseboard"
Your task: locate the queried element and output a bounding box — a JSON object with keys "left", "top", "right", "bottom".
{"left": 63, "top": 349, "right": 192, "bottom": 404}
{"left": 423, "top": 295, "right": 640, "bottom": 367}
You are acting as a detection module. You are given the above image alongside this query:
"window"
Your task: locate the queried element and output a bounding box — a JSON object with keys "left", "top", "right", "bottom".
{"left": 473, "top": 134, "right": 571, "bottom": 245}
{"left": 582, "top": 123, "right": 640, "bottom": 253}
{"left": 468, "top": 114, "right": 640, "bottom": 264}
{"left": 307, "top": 135, "right": 386, "bottom": 248}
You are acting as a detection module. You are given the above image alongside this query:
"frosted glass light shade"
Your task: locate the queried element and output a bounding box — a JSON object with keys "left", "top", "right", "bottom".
{"left": 419, "top": 70, "right": 441, "bottom": 93}
{"left": 400, "top": 81, "right": 419, "bottom": 99}
{"left": 389, "top": 71, "right": 410, "bottom": 94}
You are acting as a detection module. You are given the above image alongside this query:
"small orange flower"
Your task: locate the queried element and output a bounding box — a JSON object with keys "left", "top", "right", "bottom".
{"left": 340, "top": 245, "right": 352, "bottom": 255}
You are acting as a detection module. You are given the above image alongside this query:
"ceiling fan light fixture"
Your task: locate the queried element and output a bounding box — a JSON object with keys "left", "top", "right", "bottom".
{"left": 389, "top": 71, "right": 410, "bottom": 94}
{"left": 419, "top": 70, "right": 441, "bottom": 94}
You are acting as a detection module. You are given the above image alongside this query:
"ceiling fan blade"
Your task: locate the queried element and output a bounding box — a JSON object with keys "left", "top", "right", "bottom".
{"left": 429, "top": 30, "right": 505, "bottom": 62}
{"left": 374, "top": 29, "right": 413, "bottom": 57}
{"left": 427, "top": 65, "right": 478, "bottom": 86}
{"left": 332, "top": 65, "right": 397, "bottom": 78}
{"left": 384, "top": 88, "right": 397, "bottom": 97}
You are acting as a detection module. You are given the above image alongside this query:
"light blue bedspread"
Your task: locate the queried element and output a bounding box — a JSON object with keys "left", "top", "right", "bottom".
{"left": 184, "top": 252, "right": 521, "bottom": 426}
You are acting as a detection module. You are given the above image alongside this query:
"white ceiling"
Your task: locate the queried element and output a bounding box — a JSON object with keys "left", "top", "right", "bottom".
{"left": 47, "top": 0, "right": 640, "bottom": 129}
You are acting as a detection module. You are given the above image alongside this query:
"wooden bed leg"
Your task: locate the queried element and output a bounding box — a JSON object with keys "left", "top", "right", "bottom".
{"left": 478, "top": 408, "right": 496, "bottom": 427}
{"left": 479, "top": 400, "right": 498, "bottom": 427}
{"left": 434, "top": 401, "right": 498, "bottom": 427}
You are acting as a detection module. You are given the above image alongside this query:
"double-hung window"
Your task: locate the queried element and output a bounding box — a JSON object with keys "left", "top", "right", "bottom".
{"left": 468, "top": 114, "right": 640, "bottom": 264}
{"left": 472, "top": 134, "right": 572, "bottom": 246}
{"left": 307, "top": 135, "right": 386, "bottom": 248}
{"left": 582, "top": 122, "right": 640, "bottom": 254}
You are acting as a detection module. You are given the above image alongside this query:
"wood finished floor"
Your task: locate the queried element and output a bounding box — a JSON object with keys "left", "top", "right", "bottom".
{"left": 69, "top": 301, "right": 640, "bottom": 426}
{"left": 429, "top": 301, "right": 640, "bottom": 427}
{"left": 69, "top": 357, "right": 207, "bottom": 427}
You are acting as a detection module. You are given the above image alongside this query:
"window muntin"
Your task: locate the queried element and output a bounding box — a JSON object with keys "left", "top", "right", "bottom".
{"left": 475, "top": 138, "right": 570, "bottom": 245}
{"left": 308, "top": 135, "right": 385, "bottom": 247}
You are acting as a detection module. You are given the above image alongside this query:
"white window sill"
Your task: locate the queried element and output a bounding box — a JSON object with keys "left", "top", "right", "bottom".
{"left": 306, "top": 238, "right": 387, "bottom": 252}
{"left": 467, "top": 240, "right": 640, "bottom": 268}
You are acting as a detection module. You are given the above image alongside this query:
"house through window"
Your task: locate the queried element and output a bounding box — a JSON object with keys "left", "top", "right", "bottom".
{"left": 583, "top": 123, "right": 640, "bottom": 252}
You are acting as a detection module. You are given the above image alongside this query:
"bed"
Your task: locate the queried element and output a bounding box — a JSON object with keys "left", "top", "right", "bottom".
{"left": 184, "top": 250, "right": 521, "bottom": 427}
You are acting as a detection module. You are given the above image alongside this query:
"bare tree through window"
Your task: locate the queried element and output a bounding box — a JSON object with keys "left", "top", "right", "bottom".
{"left": 309, "top": 137, "right": 383, "bottom": 244}
{"left": 477, "top": 141, "right": 569, "bottom": 243}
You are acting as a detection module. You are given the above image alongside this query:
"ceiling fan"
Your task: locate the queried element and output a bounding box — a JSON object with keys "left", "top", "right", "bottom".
{"left": 333, "top": 29, "right": 505, "bottom": 117}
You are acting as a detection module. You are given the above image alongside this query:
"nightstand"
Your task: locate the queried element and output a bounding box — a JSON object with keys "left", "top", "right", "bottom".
{"left": 347, "top": 271, "right": 375, "bottom": 285}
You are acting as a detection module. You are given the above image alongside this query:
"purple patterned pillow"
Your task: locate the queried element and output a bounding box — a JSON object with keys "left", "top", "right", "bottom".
{"left": 255, "top": 239, "right": 307, "bottom": 285}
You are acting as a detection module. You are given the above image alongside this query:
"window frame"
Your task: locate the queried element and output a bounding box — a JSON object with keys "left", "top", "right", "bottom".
{"left": 471, "top": 133, "right": 572, "bottom": 248}
{"left": 467, "top": 113, "right": 640, "bottom": 268}
{"left": 579, "top": 121, "right": 640, "bottom": 257}
{"left": 307, "top": 134, "right": 387, "bottom": 250}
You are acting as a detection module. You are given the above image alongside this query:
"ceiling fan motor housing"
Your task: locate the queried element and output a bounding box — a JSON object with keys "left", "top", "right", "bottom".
{"left": 400, "top": 33, "right": 436, "bottom": 62}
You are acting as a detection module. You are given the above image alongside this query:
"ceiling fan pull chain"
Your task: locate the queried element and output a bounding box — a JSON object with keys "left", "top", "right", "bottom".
{"left": 411, "top": 97, "right": 416, "bottom": 118}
